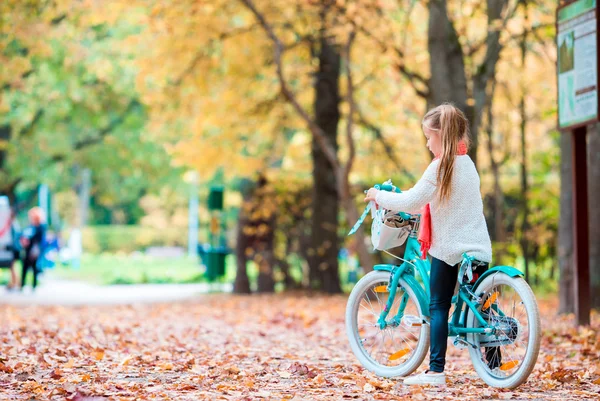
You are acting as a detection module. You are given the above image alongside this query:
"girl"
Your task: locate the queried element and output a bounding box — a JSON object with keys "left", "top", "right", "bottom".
{"left": 364, "top": 103, "right": 494, "bottom": 385}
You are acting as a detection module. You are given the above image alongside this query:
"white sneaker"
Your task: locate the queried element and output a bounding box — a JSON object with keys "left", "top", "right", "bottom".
{"left": 403, "top": 371, "right": 446, "bottom": 386}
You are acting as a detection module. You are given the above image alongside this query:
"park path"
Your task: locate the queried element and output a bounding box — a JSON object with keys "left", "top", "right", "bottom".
{"left": 0, "top": 275, "right": 231, "bottom": 306}
{"left": 0, "top": 293, "right": 598, "bottom": 400}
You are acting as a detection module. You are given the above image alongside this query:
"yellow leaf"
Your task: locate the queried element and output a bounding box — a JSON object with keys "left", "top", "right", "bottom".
{"left": 226, "top": 365, "right": 240, "bottom": 374}
{"left": 92, "top": 350, "right": 104, "bottom": 361}
{"left": 120, "top": 355, "right": 134, "bottom": 366}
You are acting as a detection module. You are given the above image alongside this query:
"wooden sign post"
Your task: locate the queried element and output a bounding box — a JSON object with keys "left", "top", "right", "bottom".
{"left": 557, "top": 0, "right": 598, "bottom": 326}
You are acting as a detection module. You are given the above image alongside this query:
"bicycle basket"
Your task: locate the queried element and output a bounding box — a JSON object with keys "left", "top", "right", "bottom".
{"left": 371, "top": 209, "right": 413, "bottom": 250}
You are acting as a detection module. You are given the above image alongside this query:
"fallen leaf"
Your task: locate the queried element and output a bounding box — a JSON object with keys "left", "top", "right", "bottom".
{"left": 91, "top": 350, "right": 104, "bottom": 361}
{"left": 0, "top": 363, "right": 13, "bottom": 373}
{"left": 278, "top": 370, "right": 292, "bottom": 379}
{"left": 226, "top": 365, "right": 240, "bottom": 374}
{"left": 50, "top": 368, "right": 62, "bottom": 379}
{"left": 120, "top": 355, "right": 134, "bottom": 366}
{"left": 312, "top": 374, "right": 325, "bottom": 385}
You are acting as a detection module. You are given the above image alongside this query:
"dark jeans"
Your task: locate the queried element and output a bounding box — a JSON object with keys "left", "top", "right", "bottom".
{"left": 429, "top": 257, "right": 501, "bottom": 373}
{"left": 21, "top": 256, "right": 39, "bottom": 289}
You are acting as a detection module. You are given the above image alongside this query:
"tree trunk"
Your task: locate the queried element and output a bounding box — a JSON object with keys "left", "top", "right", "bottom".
{"left": 559, "top": 132, "right": 575, "bottom": 314}
{"left": 253, "top": 177, "right": 276, "bottom": 293}
{"left": 256, "top": 249, "right": 276, "bottom": 293}
{"left": 311, "top": 35, "right": 342, "bottom": 294}
{"left": 0, "top": 125, "right": 10, "bottom": 174}
{"left": 519, "top": 16, "right": 530, "bottom": 283}
{"left": 233, "top": 180, "right": 254, "bottom": 294}
{"left": 588, "top": 123, "right": 600, "bottom": 309}
{"left": 427, "top": 0, "right": 469, "bottom": 119}
{"left": 0, "top": 125, "right": 17, "bottom": 204}
{"left": 279, "top": 238, "right": 300, "bottom": 289}
{"left": 234, "top": 218, "right": 252, "bottom": 294}
{"left": 484, "top": 86, "right": 506, "bottom": 263}
{"left": 427, "top": 0, "right": 508, "bottom": 167}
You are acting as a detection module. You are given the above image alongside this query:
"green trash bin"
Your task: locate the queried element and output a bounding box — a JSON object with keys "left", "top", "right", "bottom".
{"left": 202, "top": 185, "right": 228, "bottom": 281}
{"left": 208, "top": 186, "right": 224, "bottom": 211}
{"left": 204, "top": 246, "right": 228, "bottom": 281}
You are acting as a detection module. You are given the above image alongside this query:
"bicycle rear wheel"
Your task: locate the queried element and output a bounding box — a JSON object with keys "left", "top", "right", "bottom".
{"left": 346, "top": 271, "right": 429, "bottom": 377}
{"left": 466, "top": 273, "right": 541, "bottom": 388}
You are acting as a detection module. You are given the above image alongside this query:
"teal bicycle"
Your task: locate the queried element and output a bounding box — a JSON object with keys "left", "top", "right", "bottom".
{"left": 345, "top": 181, "right": 541, "bottom": 388}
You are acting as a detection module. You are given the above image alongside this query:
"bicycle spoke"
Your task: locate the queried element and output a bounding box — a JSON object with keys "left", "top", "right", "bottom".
{"left": 476, "top": 282, "right": 532, "bottom": 378}
{"left": 359, "top": 301, "right": 378, "bottom": 319}
{"left": 354, "top": 278, "right": 425, "bottom": 369}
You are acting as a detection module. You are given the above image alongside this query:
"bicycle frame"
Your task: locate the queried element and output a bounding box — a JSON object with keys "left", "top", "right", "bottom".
{"left": 372, "top": 237, "right": 524, "bottom": 337}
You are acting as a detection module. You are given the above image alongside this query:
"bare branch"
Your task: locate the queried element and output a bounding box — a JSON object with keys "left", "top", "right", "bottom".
{"left": 283, "top": 34, "right": 313, "bottom": 51}
{"left": 343, "top": 30, "right": 356, "bottom": 183}
{"left": 525, "top": 25, "right": 555, "bottom": 63}
{"left": 400, "top": 0, "right": 419, "bottom": 53}
{"left": 240, "top": 0, "right": 340, "bottom": 170}
{"left": 475, "top": 0, "right": 519, "bottom": 84}
{"left": 353, "top": 63, "right": 383, "bottom": 90}
{"left": 18, "top": 109, "right": 44, "bottom": 136}
{"left": 355, "top": 24, "right": 430, "bottom": 98}
{"left": 50, "top": 99, "right": 140, "bottom": 163}
{"left": 354, "top": 108, "right": 416, "bottom": 182}
{"left": 173, "top": 24, "right": 261, "bottom": 86}
{"left": 332, "top": 1, "right": 430, "bottom": 99}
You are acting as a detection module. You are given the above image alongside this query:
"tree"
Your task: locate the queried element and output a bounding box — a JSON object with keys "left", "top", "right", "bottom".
{"left": 519, "top": 1, "right": 530, "bottom": 282}
{"left": 107, "top": 0, "right": 560, "bottom": 293}
{"left": 0, "top": 1, "right": 171, "bottom": 215}
{"left": 588, "top": 124, "right": 600, "bottom": 309}
{"left": 427, "top": 0, "right": 514, "bottom": 166}
{"left": 240, "top": 0, "right": 378, "bottom": 293}
{"left": 482, "top": 80, "right": 510, "bottom": 262}
{"left": 559, "top": 132, "right": 574, "bottom": 314}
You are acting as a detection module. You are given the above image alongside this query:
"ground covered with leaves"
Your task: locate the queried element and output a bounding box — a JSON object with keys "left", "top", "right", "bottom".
{"left": 1, "top": 294, "right": 599, "bottom": 400}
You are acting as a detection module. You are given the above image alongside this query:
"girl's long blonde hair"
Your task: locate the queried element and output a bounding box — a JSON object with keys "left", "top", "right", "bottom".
{"left": 422, "top": 103, "right": 470, "bottom": 204}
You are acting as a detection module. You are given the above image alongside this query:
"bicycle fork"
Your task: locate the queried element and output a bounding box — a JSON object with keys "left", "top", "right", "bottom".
{"left": 377, "top": 264, "right": 411, "bottom": 330}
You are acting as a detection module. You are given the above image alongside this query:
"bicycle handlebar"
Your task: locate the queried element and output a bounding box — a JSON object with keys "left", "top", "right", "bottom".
{"left": 348, "top": 180, "right": 414, "bottom": 236}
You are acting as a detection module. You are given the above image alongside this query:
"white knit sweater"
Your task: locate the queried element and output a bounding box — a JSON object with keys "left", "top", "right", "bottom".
{"left": 375, "top": 156, "right": 492, "bottom": 266}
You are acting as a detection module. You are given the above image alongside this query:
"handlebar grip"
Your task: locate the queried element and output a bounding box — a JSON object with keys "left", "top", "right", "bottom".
{"left": 378, "top": 184, "right": 401, "bottom": 193}
{"left": 376, "top": 183, "right": 412, "bottom": 221}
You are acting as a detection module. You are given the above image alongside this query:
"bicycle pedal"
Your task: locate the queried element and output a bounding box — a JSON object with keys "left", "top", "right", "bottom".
{"left": 452, "top": 337, "right": 471, "bottom": 350}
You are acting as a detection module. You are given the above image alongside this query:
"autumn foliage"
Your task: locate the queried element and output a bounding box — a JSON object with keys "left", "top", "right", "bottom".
{"left": 1, "top": 296, "right": 599, "bottom": 400}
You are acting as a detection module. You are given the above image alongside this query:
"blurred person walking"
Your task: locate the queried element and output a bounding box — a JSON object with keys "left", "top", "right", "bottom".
{"left": 20, "top": 207, "right": 46, "bottom": 291}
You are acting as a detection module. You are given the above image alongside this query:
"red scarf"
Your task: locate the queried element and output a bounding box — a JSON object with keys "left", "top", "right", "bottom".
{"left": 418, "top": 141, "right": 467, "bottom": 259}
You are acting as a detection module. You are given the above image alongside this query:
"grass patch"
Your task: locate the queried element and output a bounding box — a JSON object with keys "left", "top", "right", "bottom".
{"left": 49, "top": 253, "right": 235, "bottom": 285}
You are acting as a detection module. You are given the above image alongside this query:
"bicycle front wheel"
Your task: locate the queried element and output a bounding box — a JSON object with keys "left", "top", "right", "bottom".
{"left": 345, "top": 271, "right": 429, "bottom": 378}
{"left": 466, "top": 273, "right": 541, "bottom": 388}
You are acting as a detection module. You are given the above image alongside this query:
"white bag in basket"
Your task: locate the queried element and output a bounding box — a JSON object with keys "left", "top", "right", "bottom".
{"left": 371, "top": 207, "right": 411, "bottom": 251}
